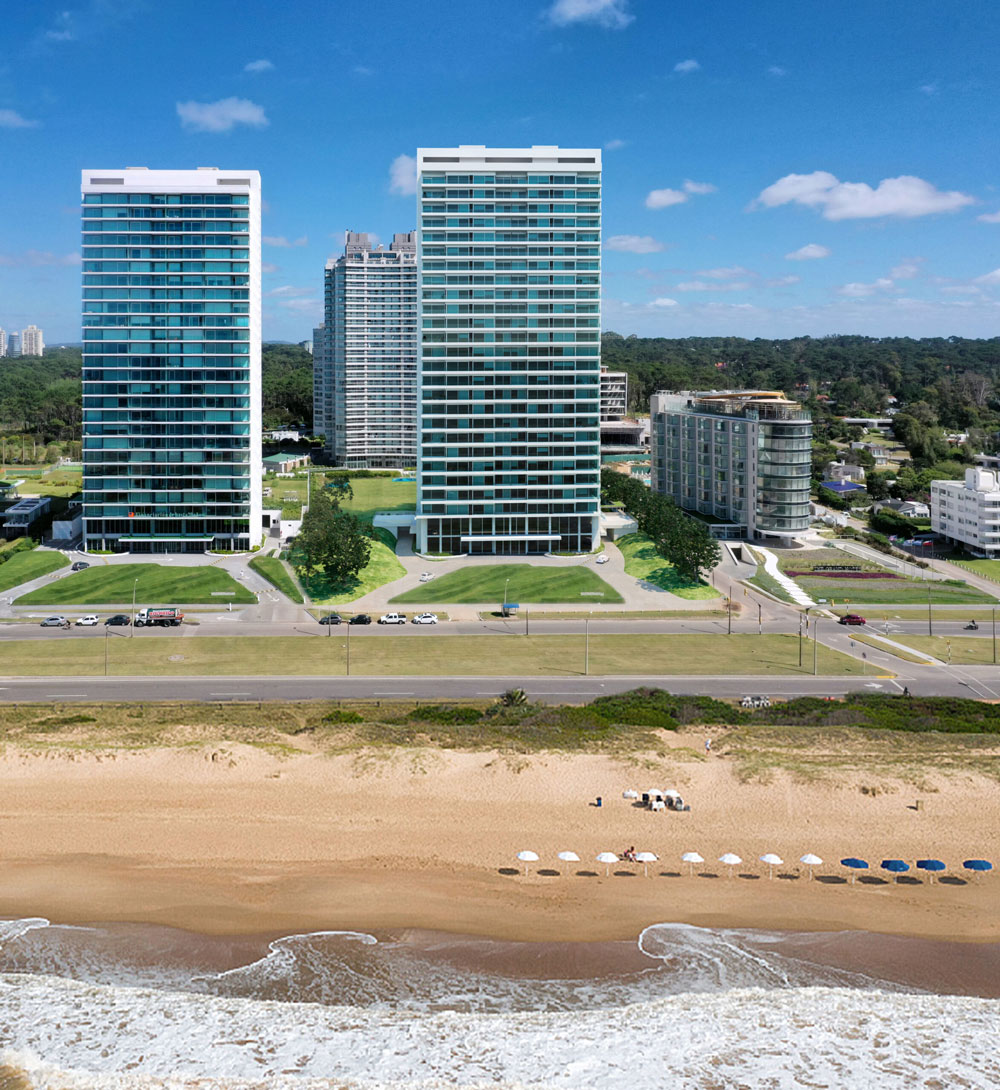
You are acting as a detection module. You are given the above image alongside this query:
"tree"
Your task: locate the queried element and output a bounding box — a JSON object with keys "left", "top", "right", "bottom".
{"left": 865, "top": 471, "right": 891, "bottom": 501}
{"left": 293, "top": 489, "right": 372, "bottom": 585}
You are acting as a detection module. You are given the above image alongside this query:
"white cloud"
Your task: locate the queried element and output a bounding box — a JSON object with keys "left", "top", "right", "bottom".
{"left": 767, "top": 65, "right": 786, "bottom": 76}
{"left": 44, "top": 10, "right": 75, "bottom": 41}
{"left": 645, "top": 187, "right": 688, "bottom": 209}
{"left": 0, "top": 250, "right": 79, "bottom": 267}
{"left": 604, "top": 138, "right": 627, "bottom": 150}
{"left": 605, "top": 234, "right": 664, "bottom": 253}
{"left": 389, "top": 153, "right": 417, "bottom": 196}
{"left": 176, "top": 97, "right": 268, "bottom": 132}
{"left": 837, "top": 278, "right": 895, "bottom": 298}
{"left": 353, "top": 65, "right": 374, "bottom": 76}
{"left": 675, "top": 280, "right": 750, "bottom": 292}
{"left": 766, "top": 275, "right": 801, "bottom": 287}
{"left": 261, "top": 262, "right": 280, "bottom": 274}
{"left": 785, "top": 243, "right": 830, "bottom": 261}
{"left": 244, "top": 58, "right": 273, "bottom": 73}
{"left": 265, "top": 285, "right": 313, "bottom": 298}
{"left": 919, "top": 82, "right": 938, "bottom": 96}
{"left": 977, "top": 210, "right": 1000, "bottom": 224}
{"left": 974, "top": 268, "right": 1000, "bottom": 285}
{"left": 262, "top": 235, "right": 308, "bottom": 248}
{"left": 0, "top": 109, "right": 39, "bottom": 129}
{"left": 695, "top": 266, "right": 750, "bottom": 280}
{"left": 652, "top": 297, "right": 678, "bottom": 306}
{"left": 755, "top": 170, "right": 974, "bottom": 220}
{"left": 547, "top": 0, "right": 634, "bottom": 28}
{"left": 890, "top": 257, "right": 924, "bottom": 280}
{"left": 673, "top": 59, "right": 700, "bottom": 73}
{"left": 683, "top": 179, "right": 716, "bottom": 195}
{"left": 277, "top": 297, "right": 321, "bottom": 312}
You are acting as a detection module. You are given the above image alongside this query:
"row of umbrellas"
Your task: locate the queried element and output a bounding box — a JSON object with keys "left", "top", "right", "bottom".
{"left": 515, "top": 850, "right": 994, "bottom": 881}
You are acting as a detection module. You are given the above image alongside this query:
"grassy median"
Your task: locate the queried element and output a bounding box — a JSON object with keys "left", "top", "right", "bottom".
{"left": 15, "top": 563, "right": 256, "bottom": 606}
{"left": 0, "top": 633, "right": 868, "bottom": 677}
{"left": 392, "top": 563, "right": 623, "bottom": 605}
{"left": 249, "top": 556, "right": 304, "bottom": 603}
{"left": 0, "top": 549, "right": 68, "bottom": 593}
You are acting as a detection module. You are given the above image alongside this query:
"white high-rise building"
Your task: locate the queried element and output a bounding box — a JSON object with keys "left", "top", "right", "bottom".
{"left": 415, "top": 145, "right": 602, "bottom": 554}
{"left": 7, "top": 331, "right": 20, "bottom": 357}
{"left": 81, "top": 167, "right": 261, "bottom": 552}
{"left": 317, "top": 231, "right": 418, "bottom": 468}
{"left": 931, "top": 460, "right": 1000, "bottom": 558}
{"left": 0, "top": 328, "right": 7, "bottom": 357}
{"left": 20, "top": 325, "right": 43, "bottom": 356}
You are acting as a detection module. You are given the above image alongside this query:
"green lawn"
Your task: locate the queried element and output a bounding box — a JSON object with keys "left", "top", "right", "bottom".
{"left": 954, "top": 558, "right": 1000, "bottom": 585}
{"left": 294, "top": 539, "right": 406, "bottom": 605}
{"left": 263, "top": 474, "right": 416, "bottom": 524}
{"left": 888, "top": 635, "right": 998, "bottom": 666}
{"left": 0, "top": 633, "right": 866, "bottom": 677}
{"left": 0, "top": 549, "right": 69, "bottom": 593}
{"left": 391, "top": 563, "right": 624, "bottom": 604}
{"left": 15, "top": 563, "right": 256, "bottom": 605}
{"left": 616, "top": 533, "right": 720, "bottom": 600}
{"left": 249, "top": 556, "right": 304, "bottom": 604}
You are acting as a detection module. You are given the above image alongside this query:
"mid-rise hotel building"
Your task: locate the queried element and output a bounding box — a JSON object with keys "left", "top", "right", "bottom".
{"left": 650, "top": 390, "right": 812, "bottom": 540}
{"left": 315, "top": 231, "right": 418, "bottom": 468}
{"left": 20, "top": 325, "right": 44, "bottom": 357}
{"left": 415, "top": 145, "right": 602, "bottom": 554}
{"left": 81, "top": 167, "right": 261, "bottom": 552}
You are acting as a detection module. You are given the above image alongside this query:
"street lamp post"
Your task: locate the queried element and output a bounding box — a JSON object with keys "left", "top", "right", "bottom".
{"left": 993, "top": 606, "right": 997, "bottom": 665}
{"left": 503, "top": 576, "right": 510, "bottom": 618}
{"left": 728, "top": 584, "right": 733, "bottom": 635}
{"left": 346, "top": 621, "right": 350, "bottom": 676}
{"left": 130, "top": 578, "right": 138, "bottom": 637}
{"left": 585, "top": 617, "right": 590, "bottom": 676}
{"left": 927, "top": 584, "right": 933, "bottom": 638}
{"left": 813, "top": 617, "right": 819, "bottom": 676}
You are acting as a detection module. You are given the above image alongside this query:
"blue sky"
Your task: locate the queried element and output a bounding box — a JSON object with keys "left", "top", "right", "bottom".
{"left": 2, "top": 0, "right": 999, "bottom": 343}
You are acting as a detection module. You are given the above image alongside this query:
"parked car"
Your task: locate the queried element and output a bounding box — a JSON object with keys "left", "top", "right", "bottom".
{"left": 348, "top": 614, "right": 372, "bottom": 625}
{"left": 104, "top": 614, "right": 131, "bottom": 626}
{"left": 40, "top": 616, "right": 70, "bottom": 628}
{"left": 418, "top": 572, "right": 433, "bottom": 582}
{"left": 740, "top": 695, "right": 772, "bottom": 708}
{"left": 838, "top": 613, "right": 867, "bottom": 626}
{"left": 318, "top": 613, "right": 342, "bottom": 625}
{"left": 378, "top": 612, "right": 407, "bottom": 625}
{"left": 75, "top": 614, "right": 100, "bottom": 627}
{"left": 411, "top": 612, "right": 438, "bottom": 625}
{"left": 71, "top": 561, "right": 90, "bottom": 572}
{"left": 595, "top": 554, "right": 609, "bottom": 564}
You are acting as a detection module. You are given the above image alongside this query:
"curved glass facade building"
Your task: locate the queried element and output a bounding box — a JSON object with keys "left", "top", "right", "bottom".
{"left": 650, "top": 391, "right": 812, "bottom": 541}
{"left": 415, "top": 146, "right": 602, "bottom": 555}
{"left": 81, "top": 168, "right": 261, "bottom": 553}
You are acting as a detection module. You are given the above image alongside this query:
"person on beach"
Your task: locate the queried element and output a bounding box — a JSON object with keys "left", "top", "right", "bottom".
{"left": 705, "top": 738, "right": 712, "bottom": 755}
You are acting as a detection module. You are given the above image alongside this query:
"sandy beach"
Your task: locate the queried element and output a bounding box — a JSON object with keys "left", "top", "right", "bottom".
{"left": 0, "top": 729, "right": 997, "bottom": 947}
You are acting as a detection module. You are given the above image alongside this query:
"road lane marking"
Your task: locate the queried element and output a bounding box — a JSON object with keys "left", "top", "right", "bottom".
{"left": 210, "top": 692, "right": 252, "bottom": 697}
{"left": 373, "top": 691, "right": 415, "bottom": 695}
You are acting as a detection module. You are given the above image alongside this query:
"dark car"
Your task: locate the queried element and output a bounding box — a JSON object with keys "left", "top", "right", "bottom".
{"left": 838, "top": 613, "right": 867, "bottom": 626}
{"left": 71, "top": 561, "right": 90, "bottom": 572}
{"left": 104, "top": 614, "right": 131, "bottom": 626}
{"left": 348, "top": 614, "right": 372, "bottom": 625}
{"left": 318, "top": 613, "right": 343, "bottom": 625}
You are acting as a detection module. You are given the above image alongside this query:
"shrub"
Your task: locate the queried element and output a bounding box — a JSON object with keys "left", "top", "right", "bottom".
{"left": 322, "top": 708, "right": 364, "bottom": 725}
{"left": 410, "top": 704, "right": 483, "bottom": 725}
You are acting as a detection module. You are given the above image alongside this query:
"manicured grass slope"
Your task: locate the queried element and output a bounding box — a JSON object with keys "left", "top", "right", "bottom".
{"left": 16, "top": 563, "right": 256, "bottom": 605}
{"left": 391, "top": 563, "right": 623, "bottom": 604}
{"left": 339, "top": 477, "right": 416, "bottom": 523}
{"left": 617, "top": 533, "right": 720, "bottom": 600}
{"left": 0, "top": 549, "right": 68, "bottom": 593}
{"left": 296, "top": 540, "right": 405, "bottom": 605}
{"left": 249, "top": 556, "right": 304, "bottom": 604}
{"left": 0, "top": 633, "right": 863, "bottom": 677}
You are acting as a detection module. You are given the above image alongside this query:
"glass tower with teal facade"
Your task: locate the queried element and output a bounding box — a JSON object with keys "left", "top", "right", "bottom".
{"left": 415, "top": 146, "right": 602, "bottom": 555}
{"left": 81, "top": 168, "right": 261, "bottom": 552}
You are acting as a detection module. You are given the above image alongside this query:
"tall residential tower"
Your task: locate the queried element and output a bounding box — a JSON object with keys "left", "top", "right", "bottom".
{"left": 20, "top": 325, "right": 44, "bottom": 356}
{"left": 415, "top": 145, "right": 602, "bottom": 554}
{"left": 315, "top": 231, "right": 418, "bottom": 467}
{"left": 81, "top": 167, "right": 261, "bottom": 552}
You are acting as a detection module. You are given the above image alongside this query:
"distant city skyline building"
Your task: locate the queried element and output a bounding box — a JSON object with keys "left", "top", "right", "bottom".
{"left": 81, "top": 167, "right": 261, "bottom": 553}
{"left": 7, "top": 331, "right": 20, "bottom": 357}
{"left": 650, "top": 390, "right": 812, "bottom": 541}
{"left": 315, "top": 230, "right": 418, "bottom": 468}
{"left": 0, "top": 328, "right": 6, "bottom": 357}
{"left": 415, "top": 145, "right": 602, "bottom": 555}
{"left": 20, "top": 325, "right": 44, "bottom": 356}
{"left": 600, "top": 366, "right": 627, "bottom": 421}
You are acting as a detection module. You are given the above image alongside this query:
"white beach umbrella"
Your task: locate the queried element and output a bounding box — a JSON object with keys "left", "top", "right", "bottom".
{"left": 800, "top": 853, "right": 823, "bottom": 880}
{"left": 596, "top": 851, "right": 619, "bottom": 876}
{"left": 759, "top": 853, "right": 783, "bottom": 880}
{"left": 622, "top": 789, "right": 639, "bottom": 800}
{"left": 719, "top": 852, "right": 742, "bottom": 878}
{"left": 634, "top": 851, "right": 658, "bottom": 877}
{"left": 664, "top": 789, "right": 681, "bottom": 799}
{"left": 517, "top": 850, "right": 539, "bottom": 875}
{"left": 681, "top": 851, "right": 704, "bottom": 876}
{"left": 557, "top": 851, "right": 580, "bottom": 864}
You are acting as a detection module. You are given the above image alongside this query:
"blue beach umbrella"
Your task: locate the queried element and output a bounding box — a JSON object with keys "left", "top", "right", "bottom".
{"left": 841, "top": 857, "right": 868, "bottom": 884}
{"left": 881, "top": 859, "right": 910, "bottom": 882}
{"left": 916, "top": 859, "right": 946, "bottom": 884}
{"left": 963, "top": 859, "right": 993, "bottom": 881}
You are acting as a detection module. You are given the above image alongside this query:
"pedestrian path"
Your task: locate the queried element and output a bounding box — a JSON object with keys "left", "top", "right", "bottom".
{"left": 753, "top": 545, "right": 816, "bottom": 608}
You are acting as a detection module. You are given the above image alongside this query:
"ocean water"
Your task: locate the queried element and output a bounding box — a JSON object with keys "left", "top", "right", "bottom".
{"left": 0, "top": 917, "right": 997, "bottom": 1088}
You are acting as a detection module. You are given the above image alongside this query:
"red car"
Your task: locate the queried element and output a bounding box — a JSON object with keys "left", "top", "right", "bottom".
{"left": 838, "top": 613, "right": 866, "bottom": 626}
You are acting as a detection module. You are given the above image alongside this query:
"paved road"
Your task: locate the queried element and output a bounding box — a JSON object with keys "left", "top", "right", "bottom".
{"left": 2, "top": 663, "right": 997, "bottom": 704}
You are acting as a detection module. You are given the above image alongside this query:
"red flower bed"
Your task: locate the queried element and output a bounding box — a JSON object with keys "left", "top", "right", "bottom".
{"left": 788, "top": 570, "right": 904, "bottom": 580}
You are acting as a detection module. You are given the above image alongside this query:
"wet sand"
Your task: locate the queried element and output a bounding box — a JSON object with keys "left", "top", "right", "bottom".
{"left": 0, "top": 740, "right": 996, "bottom": 948}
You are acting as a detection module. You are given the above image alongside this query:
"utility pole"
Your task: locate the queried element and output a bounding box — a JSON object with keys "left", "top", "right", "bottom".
{"left": 130, "top": 578, "right": 138, "bottom": 637}
{"left": 585, "top": 617, "right": 590, "bottom": 676}
{"left": 813, "top": 618, "right": 819, "bottom": 676}
{"left": 798, "top": 612, "right": 803, "bottom": 668}
{"left": 758, "top": 600, "right": 762, "bottom": 636}
{"left": 993, "top": 606, "right": 997, "bottom": 665}
{"left": 928, "top": 584, "right": 933, "bottom": 638}
{"left": 105, "top": 625, "right": 109, "bottom": 676}
{"left": 346, "top": 622, "right": 350, "bottom": 675}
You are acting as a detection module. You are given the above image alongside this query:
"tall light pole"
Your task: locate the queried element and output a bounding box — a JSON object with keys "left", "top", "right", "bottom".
{"left": 993, "top": 606, "right": 997, "bottom": 666}
{"left": 346, "top": 621, "right": 350, "bottom": 675}
{"left": 130, "top": 578, "right": 138, "bottom": 637}
{"left": 503, "top": 576, "right": 510, "bottom": 618}
{"left": 927, "top": 583, "right": 933, "bottom": 638}
{"left": 728, "top": 585, "right": 733, "bottom": 635}
{"left": 585, "top": 616, "right": 590, "bottom": 676}
{"left": 813, "top": 617, "right": 819, "bottom": 676}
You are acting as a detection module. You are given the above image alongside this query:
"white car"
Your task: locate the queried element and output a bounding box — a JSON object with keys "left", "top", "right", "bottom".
{"left": 411, "top": 612, "right": 438, "bottom": 625}
{"left": 378, "top": 612, "right": 407, "bottom": 625}
{"left": 596, "top": 554, "right": 609, "bottom": 564}
{"left": 75, "top": 614, "right": 100, "bottom": 627}
{"left": 418, "top": 572, "right": 433, "bottom": 582}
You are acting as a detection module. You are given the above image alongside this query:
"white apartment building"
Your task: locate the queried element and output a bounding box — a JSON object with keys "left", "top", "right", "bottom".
{"left": 415, "top": 145, "right": 602, "bottom": 555}
{"left": 6, "top": 331, "right": 20, "bottom": 357}
{"left": 931, "top": 462, "right": 1000, "bottom": 557}
{"left": 0, "top": 328, "right": 6, "bottom": 357}
{"left": 81, "top": 167, "right": 262, "bottom": 552}
{"left": 600, "top": 366, "right": 627, "bottom": 421}
{"left": 20, "top": 325, "right": 43, "bottom": 356}
{"left": 315, "top": 231, "right": 417, "bottom": 468}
